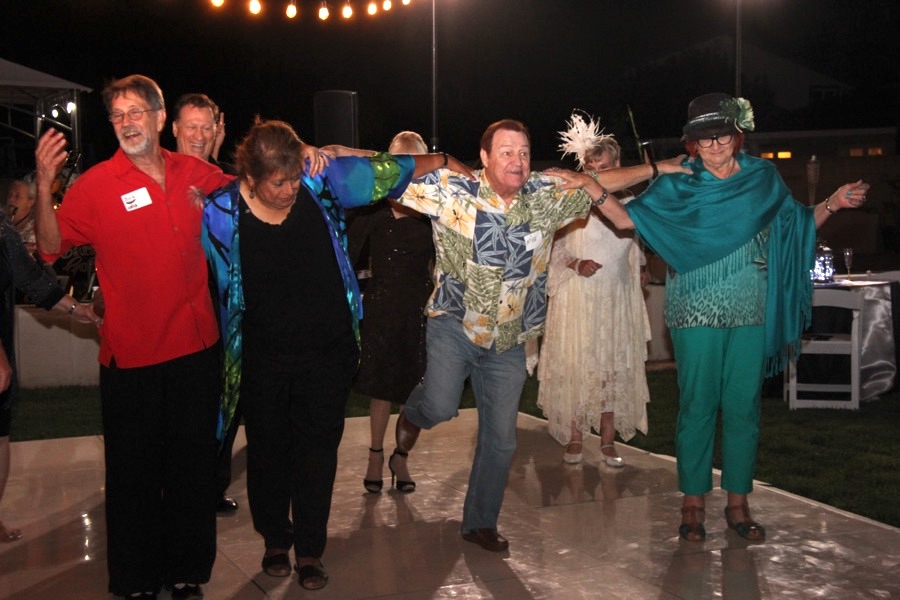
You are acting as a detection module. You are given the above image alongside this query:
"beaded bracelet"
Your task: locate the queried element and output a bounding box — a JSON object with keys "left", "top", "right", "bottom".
{"left": 824, "top": 197, "right": 836, "bottom": 214}
{"left": 591, "top": 187, "right": 609, "bottom": 207}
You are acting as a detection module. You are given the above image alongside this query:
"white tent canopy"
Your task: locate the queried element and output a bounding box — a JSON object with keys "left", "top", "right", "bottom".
{"left": 0, "top": 58, "right": 92, "bottom": 177}
{"left": 0, "top": 58, "right": 92, "bottom": 103}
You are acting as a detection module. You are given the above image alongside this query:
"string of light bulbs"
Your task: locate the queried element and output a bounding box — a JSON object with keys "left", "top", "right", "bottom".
{"left": 209, "top": 0, "right": 413, "bottom": 20}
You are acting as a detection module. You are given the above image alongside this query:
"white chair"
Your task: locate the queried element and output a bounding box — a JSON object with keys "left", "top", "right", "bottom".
{"left": 785, "top": 288, "right": 862, "bottom": 410}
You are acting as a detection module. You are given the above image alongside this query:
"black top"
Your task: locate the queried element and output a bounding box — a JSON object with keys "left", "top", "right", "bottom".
{"left": 238, "top": 187, "right": 353, "bottom": 367}
{"left": 0, "top": 218, "right": 66, "bottom": 419}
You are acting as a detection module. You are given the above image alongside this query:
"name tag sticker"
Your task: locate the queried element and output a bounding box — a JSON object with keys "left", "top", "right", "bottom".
{"left": 121, "top": 187, "right": 152, "bottom": 212}
{"left": 524, "top": 230, "right": 542, "bottom": 251}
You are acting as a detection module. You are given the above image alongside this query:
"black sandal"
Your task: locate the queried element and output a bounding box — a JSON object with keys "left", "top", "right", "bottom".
{"left": 678, "top": 506, "right": 707, "bottom": 542}
{"left": 296, "top": 560, "right": 329, "bottom": 590}
{"left": 261, "top": 551, "right": 292, "bottom": 577}
{"left": 389, "top": 449, "right": 416, "bottom": 493}
{"left": 363, "top": 447, "right": 384, "bottom": 493}
{"left": 725, "top": 503, "right": 766, "bottom": 542}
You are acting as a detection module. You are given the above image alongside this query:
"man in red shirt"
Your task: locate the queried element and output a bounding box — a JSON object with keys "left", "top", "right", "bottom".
{"left": 34, "top": 75, "right": 233, "bottom": 600}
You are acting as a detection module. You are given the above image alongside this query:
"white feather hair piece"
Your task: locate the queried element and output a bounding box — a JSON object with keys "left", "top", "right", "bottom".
{"left": 558, "top": 111, "right": 615, "bottom": 171}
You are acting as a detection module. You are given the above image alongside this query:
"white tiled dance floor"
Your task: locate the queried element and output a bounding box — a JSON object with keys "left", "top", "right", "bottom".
{"left": 2, "top": 410, "right": 898, "bottom": 599}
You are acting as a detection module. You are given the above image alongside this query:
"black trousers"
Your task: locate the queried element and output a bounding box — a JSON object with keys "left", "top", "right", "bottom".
{"left": 241, "top": 336, "right": 358, "bottom": 558}
{"left": 100, "top": 345, "right": 220, "bottom": 596}
{"left": 216, "top": 402, "right": 241, "bottom": 498}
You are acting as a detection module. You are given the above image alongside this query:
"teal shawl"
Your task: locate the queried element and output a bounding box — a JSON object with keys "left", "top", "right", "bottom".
{"left": 203, "top": 154, "right": 415, "bottom": 439}
{"left": 626, "top": 153, "right": 816, "bottom": 376}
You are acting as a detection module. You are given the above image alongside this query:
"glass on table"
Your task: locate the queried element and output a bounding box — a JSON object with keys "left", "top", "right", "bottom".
{"left": 843, "top": 247, "right": 854, "bottom": 276}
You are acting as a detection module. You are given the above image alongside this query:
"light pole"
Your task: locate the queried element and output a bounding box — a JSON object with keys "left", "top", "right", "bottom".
{"left": 735, "top": 0, "right": 742, "bottom": 97}
{"left": 430, "top": 0, "right": 439, "bottom": 151}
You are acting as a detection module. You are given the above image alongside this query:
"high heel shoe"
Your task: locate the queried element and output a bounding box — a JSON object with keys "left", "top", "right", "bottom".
{"left": 388, "top": 449, "right": 416, "bottom": 493}
{"left": 363, "top": 447, "right": 384, "bottom": 493}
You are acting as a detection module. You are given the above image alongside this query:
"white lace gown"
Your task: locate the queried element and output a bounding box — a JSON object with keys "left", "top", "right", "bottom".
{"left": 537, "top": 200, "right": 651, "bottom": 444}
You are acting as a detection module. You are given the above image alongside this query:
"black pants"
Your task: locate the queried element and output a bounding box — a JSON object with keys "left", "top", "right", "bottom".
{"left": 100, "top": 345, "right": 220, "bottom": 596}
{"left": 241, "top": 337, "right": 358, "bottom": 558}
{"left": 216, "top": 402, "right": 241, "bottom": 498}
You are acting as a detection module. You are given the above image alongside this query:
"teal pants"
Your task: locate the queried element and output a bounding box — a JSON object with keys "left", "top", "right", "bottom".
{"left": 671, "top": 325, "right": 765, "bottom": 496}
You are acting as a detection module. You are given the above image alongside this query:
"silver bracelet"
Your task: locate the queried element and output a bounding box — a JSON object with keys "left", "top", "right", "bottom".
{"left": 591, "top": 187, "right": 609, "bottom": 207}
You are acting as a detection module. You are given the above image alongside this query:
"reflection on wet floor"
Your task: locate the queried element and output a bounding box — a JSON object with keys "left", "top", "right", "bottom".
{"left": 2, "top": 410, "right": 898, "bottom": 599}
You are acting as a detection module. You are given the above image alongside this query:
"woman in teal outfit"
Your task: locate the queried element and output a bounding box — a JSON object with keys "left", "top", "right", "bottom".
{"left": 553, "top": 93, "right": 869, "bottom": 543}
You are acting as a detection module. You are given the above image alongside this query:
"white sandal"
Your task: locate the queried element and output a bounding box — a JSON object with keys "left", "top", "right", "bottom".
{"left": 600, "top": 444, "right": 624, "bottom": 468}
{"left": 563, "top": 441, "right": 583, "bottom": 464}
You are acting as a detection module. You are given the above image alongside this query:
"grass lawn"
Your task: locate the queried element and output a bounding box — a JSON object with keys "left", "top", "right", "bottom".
{"left": 13, "top": 369, "right": 900, "bottom": 528}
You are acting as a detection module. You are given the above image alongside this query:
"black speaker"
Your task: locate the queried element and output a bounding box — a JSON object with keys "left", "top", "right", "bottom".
{"left": 313, "top": 90, "right": 359, "bottom": 148}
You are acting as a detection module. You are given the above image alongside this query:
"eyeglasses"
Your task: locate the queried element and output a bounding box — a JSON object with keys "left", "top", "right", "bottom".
{"left": 696, "top": 134, "right": 734, "bottom": 148}
{"left": 108, "top": 107, "right": 158, "bottom": 124}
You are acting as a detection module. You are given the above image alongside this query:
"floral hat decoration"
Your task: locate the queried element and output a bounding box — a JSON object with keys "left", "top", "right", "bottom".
{"left": 558, "top": 110, "right": 615, "bottom": 171}
{"left": 681, "top": 93, "right": 755, "bottom": 141}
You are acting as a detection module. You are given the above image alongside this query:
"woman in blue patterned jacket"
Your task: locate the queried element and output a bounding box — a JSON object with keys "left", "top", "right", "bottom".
{"left": 202, "top": 118, "right": 467, "bottom": 590}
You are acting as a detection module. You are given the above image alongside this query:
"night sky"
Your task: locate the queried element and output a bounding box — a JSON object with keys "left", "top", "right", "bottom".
{"left": 1, "top": 0, "right": 896, "bottom": 167}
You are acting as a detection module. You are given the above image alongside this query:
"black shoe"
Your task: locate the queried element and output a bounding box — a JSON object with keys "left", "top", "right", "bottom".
{"left": 462, "top": 528, "right": 509, "bottom": 552}
{"left": 363, "top": 447, "right": 384, "bottom": 493}
{"left": 216, "top": 495, "right": 238, "bottom": 513}
{"left": 168, "top": 583, "right": 203, "bottom": 599}
{"left": 262, "top": 551, "right": 292, "bottom": 577}
{"left": 295, "top": 559, "right": 329, "bottom": 591}
{"left": 388, "top": 449, "right": 416, "bottom": 493}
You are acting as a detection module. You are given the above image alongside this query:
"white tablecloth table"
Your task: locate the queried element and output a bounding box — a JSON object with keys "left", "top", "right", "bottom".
{"left": 806, "top": 277, "right": 896, "bottom": 400}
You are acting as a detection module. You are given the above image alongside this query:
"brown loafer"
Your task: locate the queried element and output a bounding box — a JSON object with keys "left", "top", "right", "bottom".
{"left": 462, "top": 528, "right": 509, "bottom": 552}
{"left": 395, "top": 410, "right": 421, "bottom": 454}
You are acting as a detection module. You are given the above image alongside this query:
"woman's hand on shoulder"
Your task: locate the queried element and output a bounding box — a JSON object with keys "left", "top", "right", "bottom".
{"left": 300, "top": 143, "right": 332, "bottom": 177}
{"left": 657, "top": 154, "right": 691, "bottom": 175}
{"left": 545, "top": 168, "right": 592, "bottom": 190}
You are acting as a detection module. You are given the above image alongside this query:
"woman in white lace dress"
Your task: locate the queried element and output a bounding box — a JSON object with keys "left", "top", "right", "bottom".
{"left": 537, "top": 117, "right": 650, "bottom": 467}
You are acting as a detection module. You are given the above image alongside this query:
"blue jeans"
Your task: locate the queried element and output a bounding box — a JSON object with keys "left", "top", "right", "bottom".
{"left": 404, "top": 315, "right": 526, "bottom": 532}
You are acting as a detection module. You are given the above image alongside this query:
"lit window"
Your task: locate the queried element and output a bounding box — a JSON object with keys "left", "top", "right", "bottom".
{"left": 868, "top": 147, "right": 883, "bottom": 156}
{"left": 849, "top": 148, "right": 864, "bottom": 157}
{"left": 760, "top": 152, "right": 774, "bottom": 159}
{"left": 777, "top": 151, "right": 792, "bottom": 159}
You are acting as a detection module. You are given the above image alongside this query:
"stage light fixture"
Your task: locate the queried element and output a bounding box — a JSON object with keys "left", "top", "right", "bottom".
{"left": 367, "top": 1, "right": 377, "bottom": 15}
{"left": 318, "top": 1, "right": 329, "bottom": 19}
{"left": 66, "top": 101, "right": 77, "bottom": 114}
{"left": 210, "top": 0, "right": 225, "bottom": 7}
{"left": 342, "top": 0, "right": 353, "bottom": 18}
{"left": 286, "top": 0, "right": 298, "bottom": 17}
{"left": 383, "top": 0, "right": 392, "bottom": 9}
{"left": 249, "top": 0, "right": 261, "bottom": 14}
{"left": 402, "top": 0, "right": 410, "bottom": 5}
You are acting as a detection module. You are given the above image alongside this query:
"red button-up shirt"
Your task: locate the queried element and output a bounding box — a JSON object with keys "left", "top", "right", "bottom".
{"left": 50, "top": 148, "right": 233, "bottom": 368}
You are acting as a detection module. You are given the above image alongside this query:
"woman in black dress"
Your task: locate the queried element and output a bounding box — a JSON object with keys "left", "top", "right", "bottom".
{"left": 353, "top": 131, "right": 435, "bottom": 493}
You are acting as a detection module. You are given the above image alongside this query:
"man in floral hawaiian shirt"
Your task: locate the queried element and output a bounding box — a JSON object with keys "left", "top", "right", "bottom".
{"left": 392, "top": 119, "right": 686, "bottom": 552}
